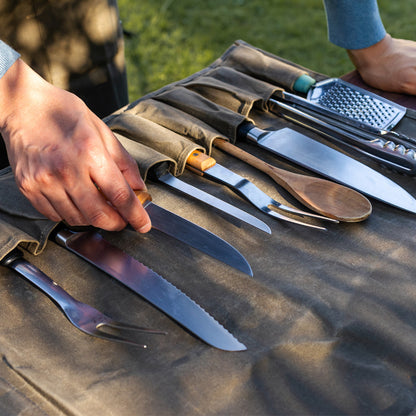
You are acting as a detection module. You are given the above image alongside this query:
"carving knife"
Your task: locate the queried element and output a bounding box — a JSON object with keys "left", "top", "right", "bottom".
{"left": 237, "top": 122, "right": 416, "bottom": 214}
{"left": 148, "top": 162, "right": 270, "bottom": 233}
{"left": 134, "top": 191, "right": 252, "bottom": 276}
{"left": 53, "top": 228, "right": 246, "bottom": 351}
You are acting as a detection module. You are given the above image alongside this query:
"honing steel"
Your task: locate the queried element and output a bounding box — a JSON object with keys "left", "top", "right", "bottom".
{"left": 148, "top": 162, "right": 270, "bottom": 234}
{"left": 53, "top": 228, "right": 247, "bottom": 351}
{"left": 134, "top": 190, "right": 252, "bottom": 276}
{"left": 214, "top": 139, "right": 372, "bottom": 222}
{"left": 185, "top": 150, "right": 338, "bottom": 231}
{"left": 1, "top": 248, "right": 165, "bottom": 348}
{"left": 236, "top": 122, "right": 416, "bottom": 214}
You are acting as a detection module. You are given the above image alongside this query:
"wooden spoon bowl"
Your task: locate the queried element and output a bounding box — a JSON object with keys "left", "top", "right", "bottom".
{"left": 214, "top": 139, "right": 372, "bottom": 222}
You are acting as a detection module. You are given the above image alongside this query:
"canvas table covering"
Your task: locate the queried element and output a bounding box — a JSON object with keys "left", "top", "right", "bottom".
{"left": 1, "top": 41, "right": 416, "bottom": 415}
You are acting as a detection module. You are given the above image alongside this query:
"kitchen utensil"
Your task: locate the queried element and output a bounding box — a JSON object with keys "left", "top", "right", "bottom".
{"left": 54, "top": 228, "right": 247, "bottom": 351}
{"left": 237, "top": 122, "right": 416, "bottom": 214}
{"left": 134, "top": 190, "right": 252, "bottom": 276}
{"left": 214, "top": 139, "right": 372, "bottom": 222}
{"left": 271, "top": 91, "right": 416, "bottom": 174}
{"left": 185, "top": 150, "right": 338, "bottom": 231}
{"left": 148, "top": 162, "right": 270, "bottom": 233}
{"left": 1, "top": 248, "right": 165, "bottom": 348}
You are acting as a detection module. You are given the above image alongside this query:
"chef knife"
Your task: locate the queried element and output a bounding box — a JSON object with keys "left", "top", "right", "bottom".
{"left": 53, "top": 228, "right": 246, "bottom": 351}
{"left": 134, "top": 190, "right": 252, "bottom": 276}
{"left": 237, "top": 122, "right": 416, "bottom": 214}
{"left": 148, "top": 162, "right": 270, "bottom": 234}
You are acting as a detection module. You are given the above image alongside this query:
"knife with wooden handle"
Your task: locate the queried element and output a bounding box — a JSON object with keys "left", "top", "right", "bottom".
{"left": 134, "top": 190, "right": 252, "bottom": 276}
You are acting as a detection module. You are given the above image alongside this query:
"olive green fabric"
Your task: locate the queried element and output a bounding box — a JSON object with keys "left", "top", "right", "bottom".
{"left": 1, "top": 41, "right": 416, "bottom": 416}
{"left": 0, "top": 167, "right": 57, "bottom": 262}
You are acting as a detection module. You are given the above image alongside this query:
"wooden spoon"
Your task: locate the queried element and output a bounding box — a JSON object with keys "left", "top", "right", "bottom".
{"left": 214, "top": 139, "right": 372, "bottom": 222}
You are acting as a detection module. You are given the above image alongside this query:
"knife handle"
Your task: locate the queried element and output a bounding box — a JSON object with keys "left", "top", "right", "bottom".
{"left": 186, "top": 151, "right": 216, "bottom": 175}
{"left": 134, "top": 190, "right": 152, "bottom": 205}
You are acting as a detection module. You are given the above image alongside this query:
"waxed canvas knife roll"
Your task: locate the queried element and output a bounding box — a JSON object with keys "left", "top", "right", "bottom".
{"left": 107, "top": 113, "right": 205, "bottom": 175}
{"left": 0, "top": 167, "right": 58, "bottom": 262}
{"left": 113, "top": 133, "right": 177, "bottom": 180}
{"left": 112, "top": 98, "right": 232, "bottom": 154}
{"left": 107, "top": 39, "right": 416, "bottom": 167}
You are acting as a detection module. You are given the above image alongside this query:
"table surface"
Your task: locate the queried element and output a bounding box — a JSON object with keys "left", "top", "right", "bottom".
{"left": 1, "top": 71, "right": 416, "bottom": 416}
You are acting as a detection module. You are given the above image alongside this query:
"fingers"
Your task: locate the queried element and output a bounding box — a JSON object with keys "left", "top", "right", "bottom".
{"left": 14, "top": 127, "right": 151, "bottom": 232}
{"left": 95, "top": 119, "right": 147, "bottom": 191}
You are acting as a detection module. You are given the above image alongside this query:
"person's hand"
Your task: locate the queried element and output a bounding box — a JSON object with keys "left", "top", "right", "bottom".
{"left": 348, "top": 34, "right": 416, "bottom": 95}
{"left": 0, "top": 58, "right": 151, "bottom": 233}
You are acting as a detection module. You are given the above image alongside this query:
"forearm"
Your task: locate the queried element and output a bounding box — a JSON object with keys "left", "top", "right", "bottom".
{"left": 322, "top": 0, "right": 386, "bottom": 49}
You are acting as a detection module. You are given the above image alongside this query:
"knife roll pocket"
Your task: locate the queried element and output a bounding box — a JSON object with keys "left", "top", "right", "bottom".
{"left": 182, "top": 66, "right": 283, "bottom": 114}
{"left": 0, "top": 167, "right": 58, "bottom": 262}
{"left": 108, "top": 113, "right": 206, "bottom": 175}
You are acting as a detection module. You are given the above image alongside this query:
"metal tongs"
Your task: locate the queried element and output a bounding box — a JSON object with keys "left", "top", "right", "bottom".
{"left": 1, "top": 248, "right": 166, "bottom": 347}
{"left": 270, "top": 79, "right": 416, "bottom": 175}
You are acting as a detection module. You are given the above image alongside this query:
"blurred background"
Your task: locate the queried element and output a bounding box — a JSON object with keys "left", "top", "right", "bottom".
{"left": 118, "top": 0, "right": 415, "bottom": 101}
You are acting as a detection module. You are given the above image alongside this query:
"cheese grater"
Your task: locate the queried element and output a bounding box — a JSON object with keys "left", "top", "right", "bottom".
{"left": 306, "top": 78, "right": 407, "bottom": 132}
{"left": 270, "top": 78, "right": 416, "bottom": 174}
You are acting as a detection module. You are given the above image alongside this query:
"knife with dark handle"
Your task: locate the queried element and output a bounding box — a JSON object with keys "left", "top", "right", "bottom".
{"left": 237, "top": 121, "right": 416, "bottom": 214}
{"left": 134, "top": 190, "right": 253, "bottom": 276}
{"left": 1, "top": 247, "right": 165, "bottom": 348}
{"left": 53, "top": 228, "right": 247, "bottom": 351}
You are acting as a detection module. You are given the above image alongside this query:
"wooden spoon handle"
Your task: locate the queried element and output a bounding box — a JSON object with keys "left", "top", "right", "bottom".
{"left": 214, "top": 139, "right": 372, "bottom": 222}
{"left": 214, "top": 139, "right": 294, "bottom": 189}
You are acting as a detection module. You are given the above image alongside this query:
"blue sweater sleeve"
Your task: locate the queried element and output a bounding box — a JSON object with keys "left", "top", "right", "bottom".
{"left": 322, "top": 0, "right": 386, "bottom": 49}
{"left": 0, "top": 40, "right": 20, "bottom": 79}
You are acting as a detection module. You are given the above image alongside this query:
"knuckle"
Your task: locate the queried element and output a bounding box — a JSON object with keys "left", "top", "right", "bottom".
{"left": 88, "top": 208, "right": 126, "bottom": 231}
{"left": 110, "top": 187, "right": 133, "bottom": 208}
{"left": 64, "top": 214, "right": 85, "bottom": 227}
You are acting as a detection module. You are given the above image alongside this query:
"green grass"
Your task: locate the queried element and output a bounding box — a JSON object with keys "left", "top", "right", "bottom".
{"left": 118, "top": 0, "right": 416, "bottom": 101}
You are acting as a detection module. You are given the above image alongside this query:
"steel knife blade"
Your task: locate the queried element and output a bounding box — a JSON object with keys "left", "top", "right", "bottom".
{"left": 53, "top": 228, "right": 247, "bottom": 351}
{"left": 156, "top": 171, "right": 271, "bottom": 234}
{"left": 239, "top": 123, "right": 416, "bottom": 214}
{"left": 134, "top": 191, "right": 252, "bottom": 276}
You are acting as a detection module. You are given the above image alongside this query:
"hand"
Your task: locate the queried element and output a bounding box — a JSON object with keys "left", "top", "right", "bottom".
{"left": 0, "top": 59, "right": 151, "bottom": 233}
{"left": 348, "top": 34, "right": 416, "bottom": 95}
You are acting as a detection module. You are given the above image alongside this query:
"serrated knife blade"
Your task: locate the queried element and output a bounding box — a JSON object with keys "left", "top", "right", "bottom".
{"left": 54, "top": 228, "right": 247, "bottom": 351}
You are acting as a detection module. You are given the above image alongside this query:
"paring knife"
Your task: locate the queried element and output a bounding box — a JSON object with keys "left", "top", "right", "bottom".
{"left": 237, "top": 122, "right": 416, "bottom": 214}
{"left": 53, "top": 228, "right": 246, "bottom": 351}
{"left": 134, "top": 190, "right": 252, "bottom": 276}
{"left": 148, "top": 163, "right": 270, "bottom": 234}
{"left": 185, "top": 150, "right": 337, "bottom": 231}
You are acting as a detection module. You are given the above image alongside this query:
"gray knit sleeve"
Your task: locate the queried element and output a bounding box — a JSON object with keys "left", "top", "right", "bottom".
{"left": 0, "top": 40, "right": 20, "bottom": 78}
